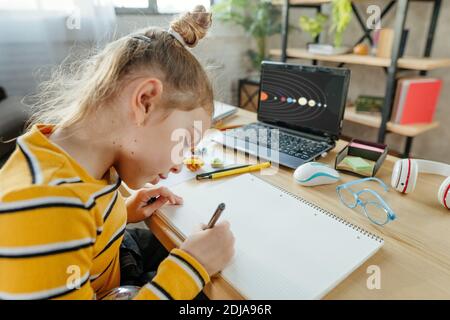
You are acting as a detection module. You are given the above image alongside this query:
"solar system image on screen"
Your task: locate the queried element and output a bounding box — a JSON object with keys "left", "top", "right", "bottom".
{"left": 258, "top": 64, "right": 348, "bottom": 135}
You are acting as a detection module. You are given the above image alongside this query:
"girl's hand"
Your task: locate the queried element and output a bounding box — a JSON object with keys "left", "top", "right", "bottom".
{"left": 180, "top": 221, "right": 235, "bottom": 276}
{"left": 125, "top": 187, "right": 183, "bottom": 223}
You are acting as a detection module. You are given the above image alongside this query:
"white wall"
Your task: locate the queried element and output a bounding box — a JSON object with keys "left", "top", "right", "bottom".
{"left": 0, "top": 12, "right": 253, "bottom": 105}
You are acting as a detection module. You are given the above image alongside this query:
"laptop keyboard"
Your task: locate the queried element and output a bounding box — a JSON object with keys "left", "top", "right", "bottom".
{"left": 224, "top": 123, "right": 329, "bottom": 160}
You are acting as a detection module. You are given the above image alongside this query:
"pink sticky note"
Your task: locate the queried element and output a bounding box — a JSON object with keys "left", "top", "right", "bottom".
{"left": 349, "top": 142, "right": 384, "bottom": 153}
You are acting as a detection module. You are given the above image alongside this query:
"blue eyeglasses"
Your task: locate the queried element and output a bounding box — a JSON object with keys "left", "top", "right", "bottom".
{"left": 336, "top": 177, "right": 396, "bottom": 226}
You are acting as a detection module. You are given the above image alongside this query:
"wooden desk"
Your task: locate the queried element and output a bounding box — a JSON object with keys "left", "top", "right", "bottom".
{"left": 142, "top": 108, "right": 450, "bottom": 299}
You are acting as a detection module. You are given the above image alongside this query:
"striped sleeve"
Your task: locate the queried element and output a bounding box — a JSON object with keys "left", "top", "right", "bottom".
{"left": 134, "top": 248, "right": 210, "bottom": 300}
{"left": 0, "top": 186, "right": 97, "bottom": 300}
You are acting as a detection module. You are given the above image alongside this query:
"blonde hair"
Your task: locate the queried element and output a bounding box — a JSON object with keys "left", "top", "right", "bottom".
{"left": 26, "top": 5, "right": 213, "bottom": 131}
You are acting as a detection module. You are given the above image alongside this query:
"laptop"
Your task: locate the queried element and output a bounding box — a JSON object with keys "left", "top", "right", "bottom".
{"left": 217, "top": 61, "right": 350, "bottom": 169}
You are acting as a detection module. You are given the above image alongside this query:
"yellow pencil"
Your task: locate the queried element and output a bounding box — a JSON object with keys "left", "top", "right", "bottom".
{"left": 197, "top": 162, "right": 271, "bottom": 180}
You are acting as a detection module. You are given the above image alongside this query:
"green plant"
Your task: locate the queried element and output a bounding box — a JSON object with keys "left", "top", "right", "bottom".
{"left": 330, "top": 0, "right": 352, "bottom": 47}
{"left": 299, "top": 13, "right": 328, "bottom": 41}
{"left": 213, "top": 0, "right": 281, "bottom": 71}
{"left": 299, "top": 0, "right": 352, "bottom": 48}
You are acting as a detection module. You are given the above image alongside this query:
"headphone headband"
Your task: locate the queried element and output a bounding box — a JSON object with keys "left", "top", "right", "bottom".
{"left": 392, "top": 158, "right": 450, "bottom": 210}
{"left": 415, "top": 159, "right": 450, "bottom": 177}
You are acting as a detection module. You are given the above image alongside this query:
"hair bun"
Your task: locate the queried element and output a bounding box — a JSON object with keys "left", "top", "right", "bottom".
{"left": 170, "top": 5, "right": 212, "bottom": 48}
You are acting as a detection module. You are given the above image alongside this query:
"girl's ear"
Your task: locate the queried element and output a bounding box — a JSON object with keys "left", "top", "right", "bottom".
{"left": 132, "top": 78, "right": 163, "bottom": 126}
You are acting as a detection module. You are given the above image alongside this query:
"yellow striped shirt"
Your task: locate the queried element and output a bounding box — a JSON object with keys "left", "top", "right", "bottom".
{"left": 0, "top": 124, "right": 210, "bottom": 300}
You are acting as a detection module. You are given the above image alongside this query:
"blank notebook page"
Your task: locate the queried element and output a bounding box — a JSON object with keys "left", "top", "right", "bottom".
{"left": 161, "top": 174, "right": 383, "bottom": 299}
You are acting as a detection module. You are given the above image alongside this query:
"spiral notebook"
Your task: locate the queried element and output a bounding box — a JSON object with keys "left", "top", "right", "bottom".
{"left": 161, "top": 173, "right": 384, "bottom": 299}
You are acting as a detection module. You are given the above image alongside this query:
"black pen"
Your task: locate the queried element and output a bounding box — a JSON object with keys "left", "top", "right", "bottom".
{"left": 205, "top": 203, "right": 226, "bottom": 229}
{"left": 146, "top": 196, "right": 159, "bottom": 206}
{"left": 196, "top": 164, "right": 250, "bottom": 180}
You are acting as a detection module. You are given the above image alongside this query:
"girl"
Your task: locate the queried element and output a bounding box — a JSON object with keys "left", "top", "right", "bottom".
{"left": 0, "top": 5, "right": 235, "bottom": 300}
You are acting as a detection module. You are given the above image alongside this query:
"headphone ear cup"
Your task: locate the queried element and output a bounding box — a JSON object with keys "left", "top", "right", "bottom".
{"left": 394, "top": 159, "right": 418, "bottom": 194}
{"left": 438, "top": 177, "right": 450, "bottom": 209}
{"left": 404, "top": 160, "right": 418, "bottom": 193}
{"left": 392, "top": 159, "right": 417, "bottom": 193}
{"left": 391, "top": 160, "right": 404, "bottom": 191}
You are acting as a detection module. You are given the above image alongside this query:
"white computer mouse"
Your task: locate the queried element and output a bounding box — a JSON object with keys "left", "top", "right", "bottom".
{"left": 293, "top": 162, "right": 340, "bottom": 187}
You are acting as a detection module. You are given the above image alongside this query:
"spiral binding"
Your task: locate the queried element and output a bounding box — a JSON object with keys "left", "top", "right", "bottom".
{"left": 252, "top": 175, "right": 384, "bottom": 244}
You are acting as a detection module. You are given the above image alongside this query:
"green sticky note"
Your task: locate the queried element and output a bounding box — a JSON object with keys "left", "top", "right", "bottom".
{"left": 342, "top": 156, "right": 372, "bottom": 171}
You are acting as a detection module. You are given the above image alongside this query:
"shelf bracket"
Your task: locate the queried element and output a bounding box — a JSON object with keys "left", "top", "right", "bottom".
{"left": 351, "top": 2, "right": 374, "bottom": 46}
{"left": 353, "top": 0, "right": 396, "bottom": 47}
{"left": 403, "top": 136, "right": 414, "bottom": 158}
{"left": 378, "top": 0, "right": 410, "bottom": 144}
{"left": 280, "top": 0, "right": 290, "bottom": 63}
{"left": 420, "top": 0, "right": 442, "bottom": 76}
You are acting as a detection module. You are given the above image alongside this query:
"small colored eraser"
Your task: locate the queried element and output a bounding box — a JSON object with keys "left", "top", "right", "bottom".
{"left": 211, "top": 158, "right": 224, "bottom": 168}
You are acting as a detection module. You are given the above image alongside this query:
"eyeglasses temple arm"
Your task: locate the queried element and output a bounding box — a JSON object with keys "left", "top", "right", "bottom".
{"left": 337, "top": 177, "right": 388, "bottom": 190}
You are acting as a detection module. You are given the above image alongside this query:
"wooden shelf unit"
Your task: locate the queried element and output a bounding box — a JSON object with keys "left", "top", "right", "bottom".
{"left": 273, "top": 0, "right": 446, "bottom": 157}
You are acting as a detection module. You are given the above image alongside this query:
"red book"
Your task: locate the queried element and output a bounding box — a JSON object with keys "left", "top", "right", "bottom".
{"left": 393, "top": 78, "right": 442, "bottom": 124}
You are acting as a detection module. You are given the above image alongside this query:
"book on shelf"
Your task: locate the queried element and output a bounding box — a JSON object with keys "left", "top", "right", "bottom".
{"left": 391, "top": 77, "right": 442, "bottom": 125}
{"left": 355, "top": 95, "right": 384, "bottom": 114}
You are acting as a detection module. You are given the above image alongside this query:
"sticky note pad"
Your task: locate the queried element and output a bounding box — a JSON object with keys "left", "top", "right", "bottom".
{"left": 342, "top": 156, "right": 372, "bottom": 171}
{"left": 349, "top": 142, "right": 384, "bottom": 153}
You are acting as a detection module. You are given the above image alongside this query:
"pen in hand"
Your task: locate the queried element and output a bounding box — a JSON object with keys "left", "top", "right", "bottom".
{"left": 205, "top": 203, "right": 226, "bottom": 229}
{"left": 147, "top": 198, "right": 225, "bottom": 229}
{"left": 146, "top": 196, "right": 158, "bottom": 206}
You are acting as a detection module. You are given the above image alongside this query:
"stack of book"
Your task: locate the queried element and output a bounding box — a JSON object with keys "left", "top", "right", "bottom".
{"left": 391, "top": 77, "right": 442, "bottom": 124}
{"left": 355, "top": 95, "right": 384, "bottom": 114}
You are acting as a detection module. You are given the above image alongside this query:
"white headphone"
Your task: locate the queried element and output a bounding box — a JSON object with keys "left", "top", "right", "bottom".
{"left": 391, "top": 158, "right": 450, "bottom": 209}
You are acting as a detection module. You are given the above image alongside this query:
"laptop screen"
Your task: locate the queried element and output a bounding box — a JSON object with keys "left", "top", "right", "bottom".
{"left": 258, "top": 62, "right": 350, "bottom": 138}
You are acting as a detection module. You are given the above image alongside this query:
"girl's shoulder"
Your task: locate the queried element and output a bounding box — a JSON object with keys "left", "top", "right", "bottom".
{"left": 1, "top": 177, "right": 122, "bottom": 215}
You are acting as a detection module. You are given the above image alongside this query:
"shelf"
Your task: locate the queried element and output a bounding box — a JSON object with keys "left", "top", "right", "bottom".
{"left": 269, "top": 48, "right": 450, "bottom": 71}
{"left": 272, "top": 0, "right": 443, "bottom": 155}
{"left": 344, "top": 107, "right": 439, "bottom": 137}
